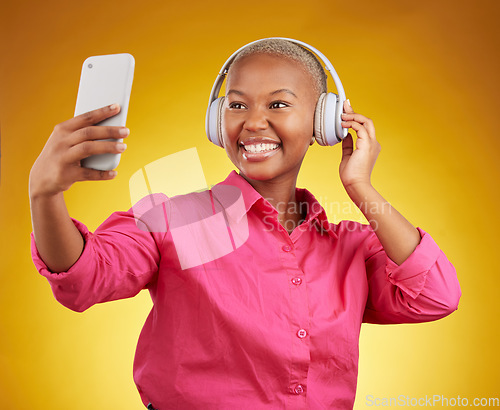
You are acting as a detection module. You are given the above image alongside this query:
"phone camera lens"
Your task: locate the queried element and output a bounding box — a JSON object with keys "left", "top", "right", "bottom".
{"left": 88, "top": 63, "right": 93, "bottom": 69}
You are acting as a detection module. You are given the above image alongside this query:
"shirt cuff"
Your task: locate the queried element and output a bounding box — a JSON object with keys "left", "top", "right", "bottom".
{"left": 385, "top": 227, "right": 441, "bottom": 299}
{"left": 30, "top": 218, "right": 94, "bottom": 282}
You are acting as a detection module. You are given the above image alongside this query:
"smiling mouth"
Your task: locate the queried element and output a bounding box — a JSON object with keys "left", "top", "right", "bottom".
{"left": 242, "top": 142, "right": 280, "bottom": 153}
{"left": 239, "top": 141, "right": 281, "bottom": 162}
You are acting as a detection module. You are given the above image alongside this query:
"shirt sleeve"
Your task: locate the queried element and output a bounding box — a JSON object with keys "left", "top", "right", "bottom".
{"left": 31, "top": 201, "right": 163, "bottom": 313}
{"left": 362, "top": 227, "right": 461, "bottom": 324}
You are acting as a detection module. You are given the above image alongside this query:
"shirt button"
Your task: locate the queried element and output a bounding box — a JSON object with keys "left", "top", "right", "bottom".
{"left": 291, "top": 277, "right": 302, "bottom": 285}
{"left": 294, "top": 384, "right": 305, "bottom": 394}
{"left": 282, "top": 244, "right": 292, "bottom": 252}
{"left": 297, "top": 329, "right": 308, "bottom": 339}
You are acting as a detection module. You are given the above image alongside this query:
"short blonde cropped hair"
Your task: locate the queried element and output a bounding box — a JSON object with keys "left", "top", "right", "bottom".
{"left": 228, "top": 38, "right": 328, "bottom": 97}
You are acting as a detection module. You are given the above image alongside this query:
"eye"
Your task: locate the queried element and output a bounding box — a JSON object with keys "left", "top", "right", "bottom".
{"left": 270, "top": 101, "right": 289, "bottom": 109}
{"left": 228, "top": 102, "right": 246, "bottom": 109}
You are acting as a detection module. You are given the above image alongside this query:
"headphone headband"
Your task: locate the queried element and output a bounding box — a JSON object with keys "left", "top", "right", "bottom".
{"left": 206, "top": 37, "right": 347, "bottom": 147}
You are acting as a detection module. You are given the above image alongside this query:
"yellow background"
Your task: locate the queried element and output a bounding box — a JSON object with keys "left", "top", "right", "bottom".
{"left": 1, "top": 0, "right": 499, "bottom": 408}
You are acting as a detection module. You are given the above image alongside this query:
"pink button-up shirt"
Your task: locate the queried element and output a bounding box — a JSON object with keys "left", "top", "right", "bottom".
{"left": 31, "top": 171, "right": 461, "bottom": 409}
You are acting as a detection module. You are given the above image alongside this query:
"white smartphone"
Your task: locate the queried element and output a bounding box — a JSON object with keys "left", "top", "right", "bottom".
{"left": 75, "top": 53, "right": 135, "bottom": 170}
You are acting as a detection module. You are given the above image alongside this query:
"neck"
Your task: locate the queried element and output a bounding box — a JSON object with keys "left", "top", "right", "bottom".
{"left": 240, "top": 172, "right": 306, "bottom": 234}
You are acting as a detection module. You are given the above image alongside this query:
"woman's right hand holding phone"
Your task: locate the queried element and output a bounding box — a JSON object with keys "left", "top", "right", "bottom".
{"left": 29, "top": 103, "right": 129, "bottom": 273}
{"left": 29, "top": 103, "right": 128, "bottom": 199}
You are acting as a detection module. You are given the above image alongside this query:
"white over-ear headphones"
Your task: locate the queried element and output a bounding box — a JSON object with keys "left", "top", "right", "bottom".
{"left": 205, "top": 37, "right": 348, "bottom": 148}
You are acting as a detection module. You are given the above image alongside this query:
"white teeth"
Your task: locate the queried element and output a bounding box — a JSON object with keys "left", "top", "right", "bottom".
{"left": 243, "top": 143, "right": 279, "bottom": 153}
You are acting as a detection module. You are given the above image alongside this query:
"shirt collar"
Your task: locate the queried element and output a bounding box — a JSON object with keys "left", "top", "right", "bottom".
{"left": 214, "top": 171, "right": 338, "bottom": 239}
{"left": 215, "top": 170, "right": 262, "bottom": 217}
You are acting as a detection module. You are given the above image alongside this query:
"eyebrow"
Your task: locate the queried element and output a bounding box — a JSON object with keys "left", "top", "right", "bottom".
{"left": 271, "top": 88, "right": 298, "bottom": 98}
{"left": 226, "top": 88, "right": 298, "bottom": 98}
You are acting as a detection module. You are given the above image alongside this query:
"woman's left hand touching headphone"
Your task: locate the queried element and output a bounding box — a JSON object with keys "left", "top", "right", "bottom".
{"left": 338, "top": 100, "right": 420, "bottom": 264}
{"left": 339, "top": 100, "right": 381, "bottom": 197}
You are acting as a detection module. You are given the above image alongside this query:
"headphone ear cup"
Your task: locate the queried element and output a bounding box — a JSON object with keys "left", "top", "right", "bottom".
{"left": 208, "top": 96, "right": 225, "bottom": 147}
{"left": 335, "top": 95, "right": 348, "bottom": 142}
{"left": 314, "top": 93, "right": 340, "bottom": 146}
{"left": 314, "top": 93, "right": 327, "bottom": 146}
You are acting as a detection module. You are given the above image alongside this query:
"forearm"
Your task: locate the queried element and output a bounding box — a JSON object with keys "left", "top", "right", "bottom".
{"left": 346, "top": 183, "right": 421, "bottom": 265}
{"left": 30, "top": 192, "right": 84, "bottom": 272}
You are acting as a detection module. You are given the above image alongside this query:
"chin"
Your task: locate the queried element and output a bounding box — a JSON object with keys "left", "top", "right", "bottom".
{"left": 238, "top": 164, "right": 288, "bottom": 184}
{"left": 238, "top": 168, "right": 268, "bottom": 181}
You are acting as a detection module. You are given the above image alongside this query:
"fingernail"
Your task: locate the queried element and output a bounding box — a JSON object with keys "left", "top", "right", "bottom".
{"left": 109, "top": 170, "right": 117, "bottom": 177}
{"left": 346, "top": 99, "right": 351, "bottom": 106}
{"left": 117, "top": 142, "right": 127, "bottom": 152}
{"left": 109, "top": 103, "right": 119, "bottom": 110}
{"left": 119, "top": 128, "right": 130, "bottom": 136}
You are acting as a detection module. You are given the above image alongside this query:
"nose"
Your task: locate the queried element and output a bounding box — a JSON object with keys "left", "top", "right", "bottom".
{"left": 243, "top": 107, "right": 268, "bottom": 132}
